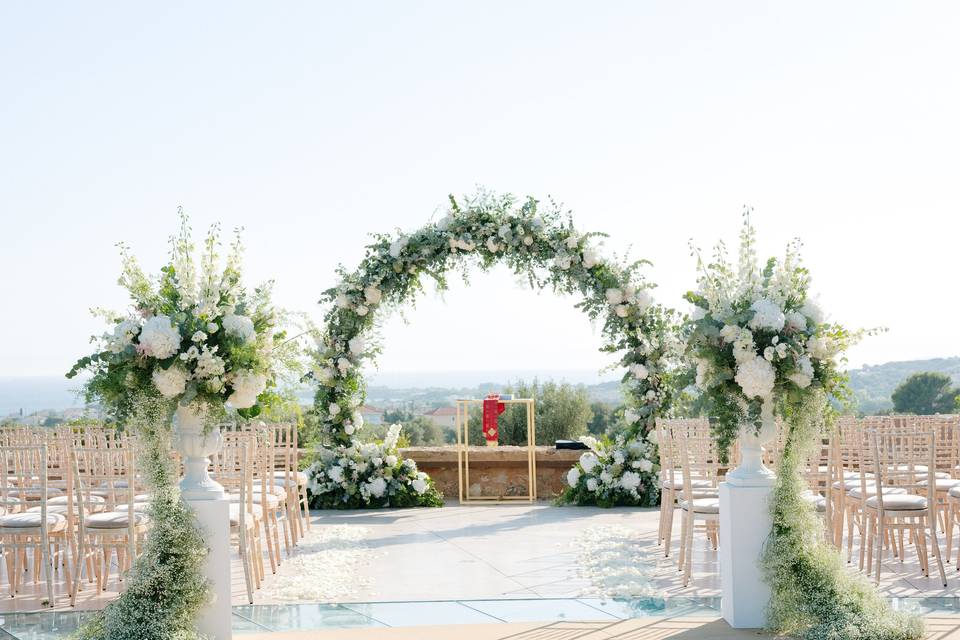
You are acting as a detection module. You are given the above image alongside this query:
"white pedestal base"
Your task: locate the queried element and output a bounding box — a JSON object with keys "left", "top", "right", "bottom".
{"left": 189, "top": 498, "right": 233, "bottom": 640}
{"left": 719, "top": 482, "right": 772, "bottom": 629}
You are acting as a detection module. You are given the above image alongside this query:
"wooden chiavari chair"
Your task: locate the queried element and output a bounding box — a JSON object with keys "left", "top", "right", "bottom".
{"left": 655, "top": 418, "right": 713, "bottom": 558}
{"left": 864, "top": 429, "right": 947, "bottom": 586}
{"left": 268, "top": 423, "right": 310, "bottom": 542}
{"left": 216, "top": 432, "right": 263, "bottom": 603}
{"left": 0, "top": 444, "right": 66, "bottom": 606}
{"left": 675, "top": 428, "right": 721, "bottom": 587}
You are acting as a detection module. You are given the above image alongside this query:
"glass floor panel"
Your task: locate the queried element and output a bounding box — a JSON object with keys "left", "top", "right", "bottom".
{"left": 0, "top": 597, "right": 956, "bottom": 638}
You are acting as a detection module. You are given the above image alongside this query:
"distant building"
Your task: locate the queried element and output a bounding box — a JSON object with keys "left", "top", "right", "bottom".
{"left": 360, "top": 405, "right": 384, "bottom": 425}
{"left": 421, "top": 406, "right": 457, "bottom": 429}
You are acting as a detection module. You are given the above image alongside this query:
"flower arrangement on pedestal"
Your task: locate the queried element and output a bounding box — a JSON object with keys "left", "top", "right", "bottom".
{"left": 67, "top": 211, "right": 296, "bottom": 640}
{"left": 683, "top": 211, "right": 919, "bottom": 640}
{"left": 305, "top": 424, "right": 443, "bottom": 509}
{"left": 308, "top": 191, "right": 677, "bottom": 508}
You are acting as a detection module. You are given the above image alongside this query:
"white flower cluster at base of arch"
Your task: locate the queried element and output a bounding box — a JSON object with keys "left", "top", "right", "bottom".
{"left": 308, "top": 192, "right": 680, "bottom": 508}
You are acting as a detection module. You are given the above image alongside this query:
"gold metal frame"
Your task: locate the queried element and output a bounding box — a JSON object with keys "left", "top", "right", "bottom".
{"left": 455, "top": 398, "right": 537, "bottom": 504}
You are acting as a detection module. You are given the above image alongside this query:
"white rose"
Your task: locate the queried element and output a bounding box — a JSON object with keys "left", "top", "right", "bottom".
{"left": 735, "top": 356, "right": 777, "bottom": 399}
{"left": 207, "top": 322, "right": 218, "bottom": 333}
{"left": 151, "top": 366, "right": 187, "bottom": 398}
{"left": 646, "top": 429, "right": 658, "bottom": 445}
{"left": 337, "top": 357, "right": 352, "bottom": 373}
{"left": 553, "top": 255, "right": 571, "bottom": 270}
{"left": 356, "top": 305, "right": 369, "bottom": 317}
{"left": 566, "top": 467, "right": 581, "bottom": 488}
{"left": 335, "top": 293, "right": 351, "bottom": 309}
{"left": 108, "top": 318, "right": 141, "bottom": 353}
{"left": 138, "top": 315, "right": 181, "bottom": 359}
{"left": 328, "top": 403, "right": 341, "bottom": 416}
{"left": 582, "top": 247, "right": 600, "bottom": 268}
{"left": 191, "top": 331, "right": 207, "bottom": 343}
{"left": 194, "top": 348, "right": 226, "bottom": 379}
{"left": 486, "top": 237, "right": 500, "bottom": 253}
{"left": 222, "top": 314, "right": 256, "bottom": 343}
{"left": 614, "top": 304, "right": 629, "bottom": 318}
{"left": 763, "top": 346, "right": 776, "bottom": 361}
{"left": 565, "top": 234, "right": 579, "bottom": 249}
{"left": 226, "top": 371, "right": 268, "bottom": 408}
{"left": 605, "top": 288, "right": 624, "bottom": 305}
{"left": 344, "top": 423, "right": 355, "bottom": 435}
{"left": 633, "top": 289, "right": 653, "bottom": 312}
{"left": 720, "top": 324, "right": 740, "bottom": 342}
{"left": 364, "top": 286, "right": 382, "bottom": 305}
{"left": 630, "top": 364, "right": 649, "bottom": 380}
{"left": 747, "top": 298, "right": 786, "bottom": 332}
{"left": 522, "top": 235, "right": 533, "bottom": 246}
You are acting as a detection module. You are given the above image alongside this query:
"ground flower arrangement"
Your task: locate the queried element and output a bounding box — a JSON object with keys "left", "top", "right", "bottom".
{"left": 308, "top": 191, "right": 679, "bottom": 508}
{"left": 306, "top": 424, "right": 443, "bottom": 509}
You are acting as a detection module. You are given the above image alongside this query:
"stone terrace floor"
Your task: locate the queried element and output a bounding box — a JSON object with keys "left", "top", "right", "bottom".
{"left": 3, "top": 503, "right": 960, "bottom": 638}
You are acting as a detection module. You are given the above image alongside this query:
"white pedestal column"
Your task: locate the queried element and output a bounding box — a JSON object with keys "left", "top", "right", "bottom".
{"left": 719, "top": 481, "right": 772, "bottom": 629}
{"left": 189, "top": 498, "right": 233, "bottom": 640}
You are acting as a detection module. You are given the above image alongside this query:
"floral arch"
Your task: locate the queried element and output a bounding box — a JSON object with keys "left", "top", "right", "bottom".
{"left": 307, "top": 193, "right": 679, "bottom": 508}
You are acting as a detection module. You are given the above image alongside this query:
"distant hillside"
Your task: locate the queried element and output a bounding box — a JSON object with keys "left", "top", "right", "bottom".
{"left": 848, "top": 357, "right": 960, "bottom": 414}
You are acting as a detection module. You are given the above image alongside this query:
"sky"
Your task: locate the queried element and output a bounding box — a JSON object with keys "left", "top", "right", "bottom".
{"left": 1, "top": 2, "right": 958, "bottom": 381}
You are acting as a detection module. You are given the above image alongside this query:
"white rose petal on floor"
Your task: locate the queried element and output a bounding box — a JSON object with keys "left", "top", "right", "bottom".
{"left": 575, "top": 525, "right": 659, "bottom": 598}
{"left": 262, "top": 525, "right": 373, "bottom": 602}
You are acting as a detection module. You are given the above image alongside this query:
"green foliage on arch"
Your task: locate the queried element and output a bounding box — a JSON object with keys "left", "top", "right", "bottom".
{"left": 306, "top": 192, "right": 680, "bottom": 508}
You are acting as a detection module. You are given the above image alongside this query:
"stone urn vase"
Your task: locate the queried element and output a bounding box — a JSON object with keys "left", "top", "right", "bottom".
{"left": 724, "top": 400, "right": 777, "bottom": 487}
{"left": 172, "top": 402, "right": 225, "bottom": 501}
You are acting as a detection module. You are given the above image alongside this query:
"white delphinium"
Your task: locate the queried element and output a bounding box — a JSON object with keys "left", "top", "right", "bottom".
{"left": 139, "top": 315, "right": 182, "bottom": 359}
{"left": 227, "top": 371, "right": 268, "bottom": 408}
{"left": 695, "top": 358, "right": 713, "bottom": 388}
{"left": 222, "top": 313, "right": 256, "bottom": 343}
{"left": 735, "top": 356, "right": 776, "bottom": 399}
{"left": 152, "top": 365, "right": 188, "bottom": 398}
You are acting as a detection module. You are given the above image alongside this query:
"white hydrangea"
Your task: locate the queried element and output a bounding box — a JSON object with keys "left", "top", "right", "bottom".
{"left": 735, "top": 356, "right": 777, "bottom": 399}
{"left": 789, "top": 355, "right": 815, "bottom": 388}
{"left": 784, "top": 311, "right": 807, "bottom": 331}
{"left": 108, "top": 318, "right": 141, "bottom": 353}
{"left": 747, "top": 298, "right": 786, "bottom": 332}
{"left": 348, "top": 336, "right": 366, "bottom": 356}
{"left": 638, "top": 458, "right": 654, "bottom": 472}
{"left": 646, "top": 429, "right": 659, "bottom": 445}
{"left": 328, "top": 465, "right": 345, "bottom": 483}
{"left": 151, "top": 365, "right": 187, "bottom": 398}
{"left": 613, "top": 450, "right": 625, "bottom": 465}
{"left": 222, "top": 314, "right": 256, "bottom": 343}
{"left": 620, "top": 471, "right": 642, "bottom": 491}
{"left": 138, "top": 315, "right": 181, "bottom": 359}
{"left": 579, "top": 452, "right": 599, "bottom": 473}
{"left": 566, "top": 467, "right": 581, "bottom": 488}
{"left": 719, "top": 324, "right": 740, "bottom": 342}
{"left": 365, "top": 477, "right": 387, "bottom": 498}
{"left": 807, "top": 336, "right": 833, "bottom": 360}
{"left": 227, "top": 371, "right": 267, "bottom": 408}
{"left": 802, "top": 300, "right": 825, "bottom": 325}
{"left": 586, "top": 478, "right": 599, "bottom": 492}
{"left": 385, "top": 455, "right": 398, "bottom": 467}
{"left": 630, "top": 363, "right": 649, "bottom": 380}
{"left": 412, "top": 474, "right": 429, "bottom": 495}
{"left": 194, "top": 347, "right": 225, "bottom": 379}
{"left": 600, "top": 470, "right": 614, "bottom": 486}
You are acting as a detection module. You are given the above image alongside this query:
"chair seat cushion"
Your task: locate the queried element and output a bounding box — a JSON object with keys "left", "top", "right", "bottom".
{"left": 27, "top": 504, "right": 98, "bottom": 516}
{"left": 133, "top": 494, "right": 152, "bottom": 503}
{"left": 662, "top": 478, "right": 714, "bottom": 491}
{"left": 9, "top": 487, "right": 64, "bottom": 498}
{"left": 227, "top": 492, "right": 280, "bottom": 508}
{"left": 865, "top": 494, "right": 928, "bottom": 510}
{"left": 229, "top": 503, "right": 263, "bottom": 526}
{"left": 800, "top": 491, "right": 828, "bottom": 513}
{"left": 848, "top": 486, "right": 907, "bottom": 500}
{"left": 679, "top": 498, "right": 719, "bottom": 514}
{"left": 948, "top": 485, "right": 960, "bottom": 499}
{"left": 85, "top": 511, "right": 150, "bottom": 529}
{"left": 114, "top": 503, "right": 152, "bottom": 513}
{"left": 0, "top": 512, "right": 68, "bottom": 531}
{"left": 50, "top": 494, "right": 105, "bottom": 507}
{"left": 273, "top": 470, "right": 308, "bottom": 485}
{"left": 917, "top": 478, "right": 960, "bottom": 490}
{"left": 253, "top": 486, "right": 288, "bottom": 500}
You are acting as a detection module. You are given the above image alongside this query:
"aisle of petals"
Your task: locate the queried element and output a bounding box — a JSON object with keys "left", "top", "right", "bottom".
{"left": 261, "top": 525, "right": 373, "bottom": 602}
{"left": 575, "top": 525, "right": 660, "bottom": 598}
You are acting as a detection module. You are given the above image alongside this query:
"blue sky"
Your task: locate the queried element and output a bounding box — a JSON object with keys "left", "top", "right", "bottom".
{"left": 1, "top": 2, "right": 958, "bottom": 378}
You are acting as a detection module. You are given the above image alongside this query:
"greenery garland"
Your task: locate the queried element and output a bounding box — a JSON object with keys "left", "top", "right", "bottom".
{"left": 761, "top": 390, "right": 922, "bottom": 640}
{"left": 309, "top": 191, "right": 679, "bottom": 508}
{"left": 75, "top": 394, "right": 210, "bottom": 640}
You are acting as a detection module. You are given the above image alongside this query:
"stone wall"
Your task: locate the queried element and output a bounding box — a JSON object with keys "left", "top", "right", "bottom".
{"left": 399, "top": 445, "right": 581, "bottom": 500}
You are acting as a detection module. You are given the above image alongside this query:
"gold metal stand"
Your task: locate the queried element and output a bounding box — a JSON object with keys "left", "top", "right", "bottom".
{"left": 455, "top": 398, "right": 537, "bottom": 504}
